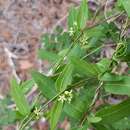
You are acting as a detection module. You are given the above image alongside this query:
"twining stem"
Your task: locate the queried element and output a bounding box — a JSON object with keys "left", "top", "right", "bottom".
{"left": 79, "top": 81, "right": 103, "bottom": 127}
{"left": 82, "top": 45, "right": 104, "bottom": 60}
{"left": 89, "top": 81, "right": 103, "bottom": 110}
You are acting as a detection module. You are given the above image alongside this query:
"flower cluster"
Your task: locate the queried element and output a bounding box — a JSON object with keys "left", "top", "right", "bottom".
{"left": 68, "top": 21, "right": 78, "bottom": 36}
{"left": 79, "top": 33, "right": 88, "bottom": 46}
{"left": 69, "top": 27, "right": 74, "bottom": 36}
{"left": 34, "top": 107, "right": 42, "bottom": 120}
{"left": 58, "top": 90, "right": 73, "bottom": 103}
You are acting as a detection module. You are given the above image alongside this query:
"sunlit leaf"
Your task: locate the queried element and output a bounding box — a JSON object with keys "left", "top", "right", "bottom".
{"left": 38, "top": 49, "right": 61, "bottom": 63}
{"left": 71, "top": 57, "right": 100, "bottom": 77}
{"left": 11, "top": 79, "right": 30, "bottom": 115}
{"left": 96, "top": 99, "right": 130, "bottom": 124}
{"left": 103, "top": 76, "right": 130, "bottom": 96}
{"left": 121, "top": 0, "right": 130, "bottom": 17}
{"left": 56, "top": 63, "right": 73, "bottom": 92}
{"left": 31, "top": 71, "right": 57, "bottom": 99}
{"left": 50, "top": 101, "right": 63, "bottom": 130}
{"left": 77, "top": 0, "right": 88, "bottom": 29}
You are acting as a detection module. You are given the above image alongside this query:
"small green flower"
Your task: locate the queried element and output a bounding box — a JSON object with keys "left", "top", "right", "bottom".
{"left": 58, "top": 90, "right": 73, "bottom": 103}
{"left": 65, "top": 90, "right": 73, "bottom": 98}
{"left": 55, "top": 37, "right": 58, "bottom": 42}
{"left": 34, "top": 107, "right": 42, "bottom": 120}
{"left": 69, "top": 27, "right": 74, "bottom": 36}
{"left": 80, "top": 34, "right": 88, "bottom": 46}
{"left": 65, "top": 90, "right": 73, "bottom": 103}
{"left": 73, "top": 21, "right": 77, "bottom": 27}
{"left": 58, "top": 95, "right": 66, "bottom": 103}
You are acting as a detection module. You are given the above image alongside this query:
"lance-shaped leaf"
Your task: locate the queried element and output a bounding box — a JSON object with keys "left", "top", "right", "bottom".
{"left": 103, "top": 76, "right": 130, "bottom": 96}
{"left": 96, "top": 99, "right": 130, "bottom": 124}
{"left": 38, "top": 49, "right": 61, "bottom": 63}
{"left": 21, "top": 79, "right": 34, "bottom": 94}
{"left": 10, "top": 79, "right": 30, "bottom": 116}
{"left": 71, "top": 57, "right": 100, "bottom": 77}
{"left": 77, "top": 0, "right": 88, "bottom": 29}
{"left": 121, "top": 0, "right": 130, "bottom": 17}
{"left": 112, "top": 118, "right": 130, "bottom": 130}
{"left": 94, "top": 124, "right": 111, "bottom": 130}
{"left": 64, "top": 87, "right": 95, "bottom": 119}
{"left": 97, "top": 58, "right": 112, "bottom": 73}
{"left": 31, "top": 71, "right": 57, "bottom": 99}
{"left": 50, "top": 101, "right": 63, "bottom": 130}
{"left": 55, "top": 63, "right": 73, "bottom": 92}
{"left": 100, "top": 73, "right": 123, "bottom": 82}
{"left": 71, "top": 123, "right": 88, "bottom": 130}
{"left": 68, "top": 6, "right": 78, "bottom": 29}
{"left": 87, "top": 116, "right": 102, "bottom": 123}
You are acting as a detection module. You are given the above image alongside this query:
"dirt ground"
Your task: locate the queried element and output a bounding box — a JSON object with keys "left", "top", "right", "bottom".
{"left": 0, "top": 0, "right": 81, "bottom": 96}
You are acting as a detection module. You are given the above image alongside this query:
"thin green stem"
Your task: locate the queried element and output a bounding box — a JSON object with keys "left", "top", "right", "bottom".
{"left": 18, "top": 114, "right": 30, "bottom": 130}
{"left": 82, "top": 45, "right": 104, "bottom": 60}
{"left": 79, "top": 81, "right": 103, "bottom": 127}
{"left": 89, "top": 81, "right": 103, "bottom": 110}
{"left": 20, "top": 113, "right": 34, "bottom": 130}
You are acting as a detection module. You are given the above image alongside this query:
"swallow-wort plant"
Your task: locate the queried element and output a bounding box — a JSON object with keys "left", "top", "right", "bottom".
{"left": 9, "top": 0, "right": 130, "bottom": 130}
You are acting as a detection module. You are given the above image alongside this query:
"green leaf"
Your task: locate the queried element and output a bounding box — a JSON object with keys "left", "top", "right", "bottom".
{"left": 71, "top": 123, "right": 88, "bottom": 130}
{"left": 38, "top": 49, "right": 61, "bottom": 63}
{"left": 112, "top": 117, "right": 130, "bottom": 130}
{"left": 68, "top": 44, "right": 83, "bottom": 58}
{"left": 94, "top": 124, "right": 110, "bottom": 130}
{"left": 68, "top": 6, "right": 78, "bottom": 29}
{"left": 71, "top": 57, "right": 100, "bottom": 77}
{"left": 121, "top": 0, "right": 130, "bottom": 17}
{"left": 87, "top": 116, "right": 102, "bottom": 123}
{"left": 77, "top": 0, "right": 88, "bottom": 29}
{"left": 59, "top": 44, "right": 83, "bottom": 59}
{"left": 56, "top": 63, "right": 73, "bottom": 92}
{"left": 50, "top": 101, "right": 63, "bottom": 130}
{"left": 21, "top": 79, "right": 34, "bottom": 94}
{"left": 87, "top": 25, "right": 105, "bottom": 42}
{"left": 31, "top": 71, "right": 57, "bottom": 99}
{"left": 103, "top": 76, "right": 130, "bottom": 96}
{"left": 10, "top": 79, "right": 30, "bottom": 116}
{"left": 64, "top": 87, "right": 95, "bottom": 119}
{"left": 96, "top": 99, "right": 130, "bottom": 124}
{"left": 0, "top": 98, "right": 16, "bottom": 125}
{"left": 97, "top": 58, "right": 112, "bottom": 73}
{"left": 0, "top": 109, "right": 16, "bottom": 125}
{"left": 64, "top": 97, "right": 85, "bottom": 119}
{"left": 100, "top": 73, "right": 123, "bottom": 82}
